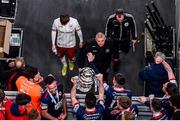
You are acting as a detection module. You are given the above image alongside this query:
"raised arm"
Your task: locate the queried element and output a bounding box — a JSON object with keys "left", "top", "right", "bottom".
{"left": 96, "top": 74, "right": 104, "bottom": 101}
{"left": 161, "top": 60, "right": 176, "bottom": 83}
{"left": 70, "top": 77, "right": 79, "bottom": 106}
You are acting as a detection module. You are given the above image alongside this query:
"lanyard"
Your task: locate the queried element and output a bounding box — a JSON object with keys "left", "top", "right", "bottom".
{"left": 47, "top": 89, "right": 59, "bottom": 104}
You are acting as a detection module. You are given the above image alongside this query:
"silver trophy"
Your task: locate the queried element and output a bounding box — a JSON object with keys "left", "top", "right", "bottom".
{"left": 74, "top": 67, "right": 98, "bottom": 93}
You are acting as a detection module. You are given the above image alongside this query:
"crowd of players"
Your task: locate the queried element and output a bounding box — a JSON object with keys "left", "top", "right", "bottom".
{"left": 0, "top": 51, "right": 179, "bottom": 120}
{"left": 0, "top": 8, "right": 179, "bottom": 120}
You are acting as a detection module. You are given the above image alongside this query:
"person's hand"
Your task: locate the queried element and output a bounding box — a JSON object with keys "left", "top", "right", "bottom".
{"left": 138, "top": 96, "right": 147, "bottom": 103}
{"left": 87, "top": 52, "right": 95, "bottom": 62}
{"left": 78, "top": 68, "right": 82, "bottom": 72}
{"left": 52, "top": 45, "right": 57, "bottom": 55}
{"left": 79, "top": 42, "right": 83, "bottom": 48}
{"left": 149, "top": 94, "right": 155, "bottom": 101}
{"left": 58, "top": 113, "right": 67, "bottom": 120}
{"left": 71, "top": 76, "right": 78, "bottom": 85}
{"left": 131, "top": 39, "right": 137, "bottom": 45}
{"left": 96, "top": 73, "right": 103, "bottom": 82}
{"left": 110, "top": 109, "right": 121, "bottom": 115}
{"left": 161, "top": 59, "right": 165, "bottom": 64}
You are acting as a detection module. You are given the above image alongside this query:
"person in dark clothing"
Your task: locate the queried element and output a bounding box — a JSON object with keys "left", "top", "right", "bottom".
{"left": 139, "top": 95, "right": 168, "bottom": 120}
{"left": 150, "top": 98, "right": 168, "bottom": 120}
{"left": 110, "top": 96, "right": 138, "bottom": 120}
{"left": 105, "top": 8, "right": 137, "bottom": 73}
{"left": 0, "top": 59, "right": 15, "bottom": 89}
{"left": 103, "top": 73, "right": 132, "bottom": 119}
{"left": 41, "top": 74, "right": 67, "bottom": 120}
{"left": 0, "top": 57, "right": 26, "bottom": 90}
{"left": 162, "top": 82, "right": 178, "bottom": 119}
{"left": 157, "top": 53, "right": 178, "bottom": 119}
{"left": 71, "top": 73, "right": 105, "bottom": 120}
{"left": 169, "top": 94, "right": 180, "bottom": 120}
{"left": 4, "top": 93, "right": 31, "bottom": 120}
{"left": 139, "top": 52, "right": 169, "bottom": 97}
{"left": 78, "top": 32, "right": 114, "bottom": 82}
{"left": 0, "top": 59, "right": 15, "bottom": 71}
{"left": 139, "top": 64, "right": 168, "bottom": 97}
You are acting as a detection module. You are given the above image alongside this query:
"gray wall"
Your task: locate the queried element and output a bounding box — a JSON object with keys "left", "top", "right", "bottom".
{"left": 14, "top": 0, "right": 175, "bottom": 94}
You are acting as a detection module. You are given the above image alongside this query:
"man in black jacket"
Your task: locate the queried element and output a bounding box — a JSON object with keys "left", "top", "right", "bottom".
{"left": 105, "top": 8, "right": 137, "bottom": 72}
{"left": 78, "top": 32, "right": 114, "bottom": 83}
{"left": 0, "top": 57, "right": 26, "bottom": 90}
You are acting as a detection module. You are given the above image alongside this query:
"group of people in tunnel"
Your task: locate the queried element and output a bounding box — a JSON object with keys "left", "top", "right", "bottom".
{"left": 51, "top": 8, "right": 138, "bottom": 79}
{"left": 0, "top": 53, "right": 179, "bottom": 120}
{"left": 0, "top": 8, "right": 179, "bottom": 120}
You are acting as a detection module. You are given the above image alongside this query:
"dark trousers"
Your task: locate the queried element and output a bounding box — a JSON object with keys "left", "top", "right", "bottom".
{"left": 112, "top": 40, "right": 130, "bottom": 73}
